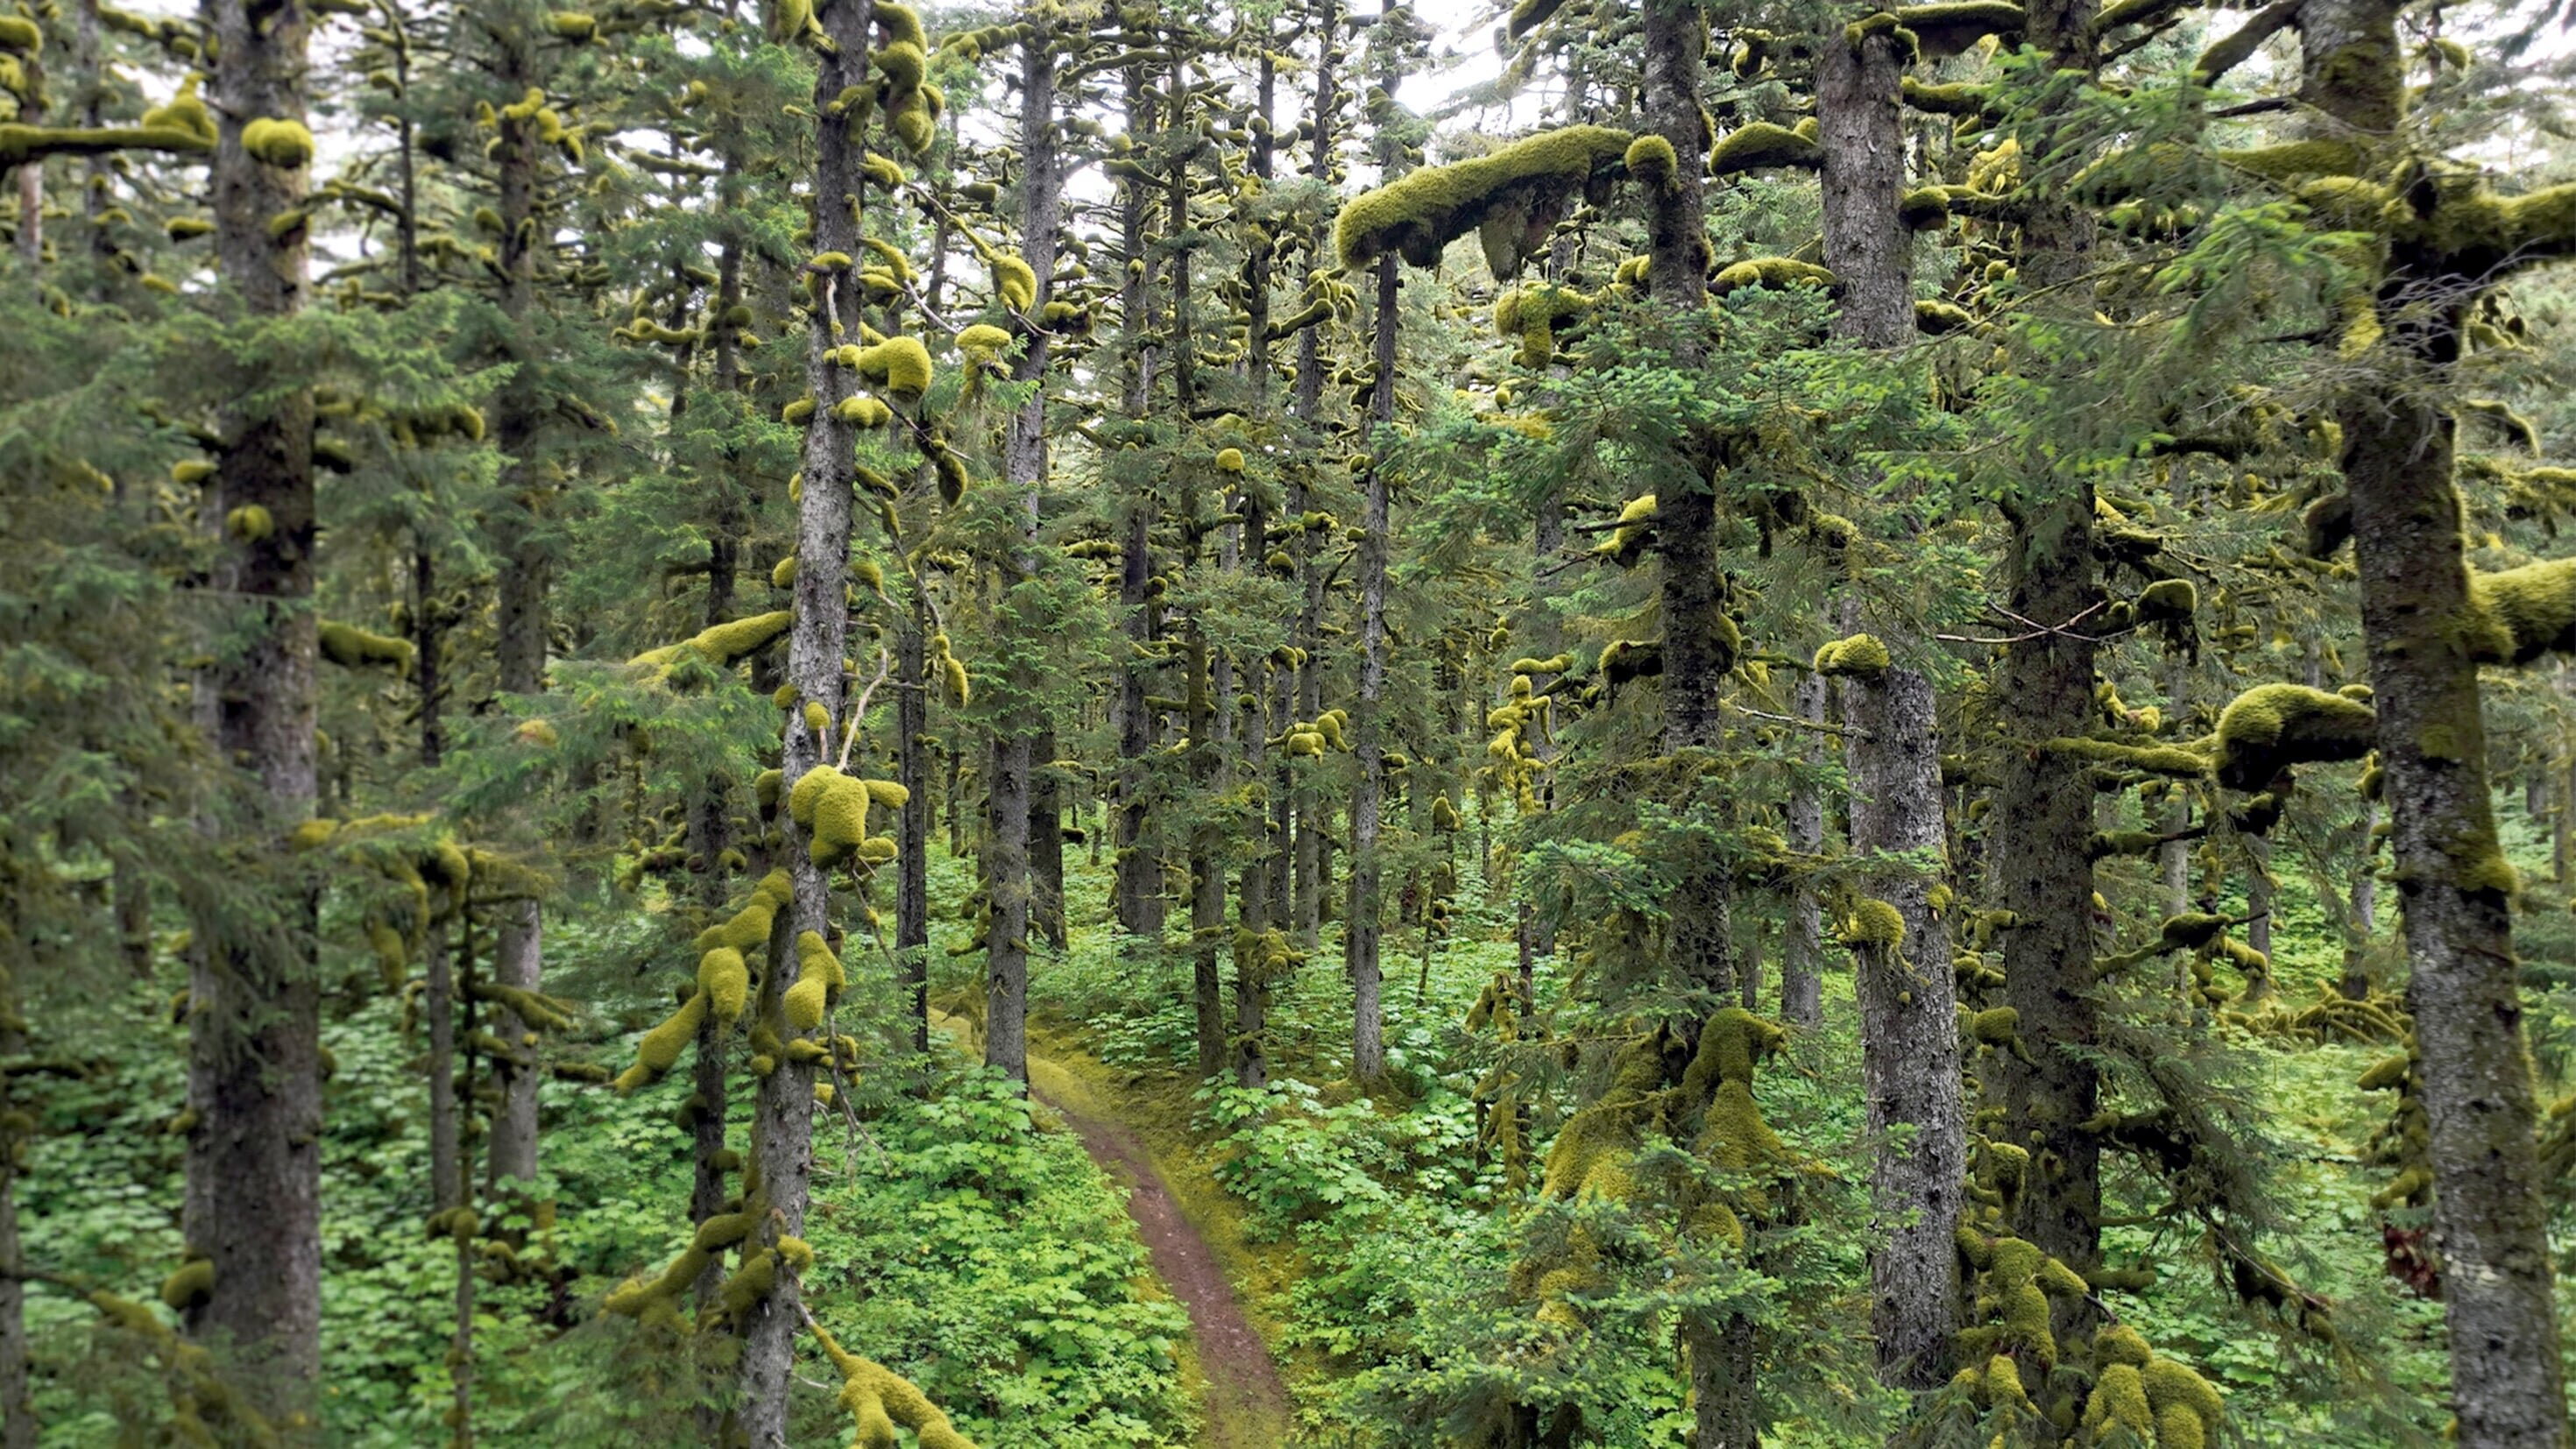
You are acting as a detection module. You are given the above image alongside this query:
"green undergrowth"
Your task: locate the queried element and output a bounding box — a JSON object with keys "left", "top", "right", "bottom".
{"left": 19, "top": 893, "right": 1193, "bottom": 1447}
{"left": 935, "top": 785, "right": 2575, "bottom": 1445}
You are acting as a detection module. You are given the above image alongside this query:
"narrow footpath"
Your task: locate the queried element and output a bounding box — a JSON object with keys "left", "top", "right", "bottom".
{"left": 932, "top": 1012, "right": 1292, "bottom": 1447}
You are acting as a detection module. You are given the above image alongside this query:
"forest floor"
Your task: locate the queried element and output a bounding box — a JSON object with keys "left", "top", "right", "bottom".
{"left": 931, "top": 1008, "right": 1294, "bottom": 1447}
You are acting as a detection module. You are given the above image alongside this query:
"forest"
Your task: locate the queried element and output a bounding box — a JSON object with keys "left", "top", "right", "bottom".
{"left": 2, "top": 0, "right": 2574, "bottom": 1438}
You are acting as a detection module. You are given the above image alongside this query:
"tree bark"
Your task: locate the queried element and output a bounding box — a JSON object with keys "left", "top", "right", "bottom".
{"left": 2344, "top": 380, "right": 2565, "bottom": 1449}
{"left": 897, "top": 595, "right": 931, "bottom": 1053}
{"left": 1817, "top": 25, "right": 1911, "bottom": 350}
{"left": 1780, "top": 672, "right": 1826, "bottom": 1027}
{"left": 485, "top": 18, "right": 550, "bottom": 1194}
{"left": 2292, "top": 0, "right": 2567, "bottom": 1431}
{"left": 1844, "top": 667, "right": 1964, "bottom": 1391}
{"left": 183, "top": 0, "right": 322, "bottom": 1417}
{"left": 1032, "top": 729, "right": 1065, "bottom": 951}
{"left": 737, "top": 0, "right": 872, "bottom": 1433}
{"left": 1, "top": 969, "right": 33, "bottom": 1449}
{"left": 1112, "top": 65, "right": 1164, "bottom": 945}
{"left": 987, "top": 21, "right": 1062, "bottom": 1089}
{"left": 1347, "top": 251, "right": 1398, "bottom": 1084}
{"left": 1288, "top": 0, "right": 1337, "bottom": 949}
{"left": 426, "top": 926, "right": 460, "bottom": 1212}
{"left": 1992, "top": 0, "right": 2105, "bottom": 1332}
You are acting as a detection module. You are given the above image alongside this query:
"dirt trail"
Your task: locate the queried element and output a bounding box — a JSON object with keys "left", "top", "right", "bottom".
{"left": 931, "top": 1013, "right": 1292, "bottom": 1447}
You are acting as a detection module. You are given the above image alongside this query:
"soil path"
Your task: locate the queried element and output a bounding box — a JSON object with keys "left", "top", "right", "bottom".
{"left": 931, "top": 1013, "right": 1292, "bottom": 1446}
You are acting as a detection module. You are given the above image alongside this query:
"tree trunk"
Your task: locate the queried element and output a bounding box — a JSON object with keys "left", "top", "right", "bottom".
{"left": 1288, "top": 0, "right": 1336, "bottom": 950}
{"left": 485, "top": 20, "right": 550, "bottom": 1195}
{"left": 986, "top": 731, "right": 1033, "bottom": 1085}
{"left": 897, "top": 596, "right": 931, "bottom": 1053}
{"left": 737, "top": 0, "right": 872, "bottom": 1433}
{"left": 426, "top": 926, "right": 461, "bottom": 1212}
{"left": 1991, "top": 0, "right": 2105, "bottom": 1332}
{"left": 1, "top": 977, "right": 33, "bottom": 1449}
{"left": 2295, "top": 0, "right": 2566, "bottom": 1431}
{"left": 1347, "top": 252, "right": 1398, "bottom": 1084}
{"left": 1816, "top": 25, "right": 1911, "bottom": 350}
{"left": 2161, "top": 662, "right": 2191, "bottom": 915}
{"left": 484, "top": 902, "right": 541, "bottom": 1187}
{"left": 2344, "top": 379, "right": 2565, "bottom": 1449}
{"left": 1112, "top": 65, "right": 1164, "bottom": 947}
{"left": 986, "top": 22, "right": 1061, "bottom": 1089}
{"left": 182, "top": 0, "right": 322, "bottom": 1417}
{"left": 1844, "top": 667, "right": 1964, "bottom": 1390}
{"left": 1780, "top": 673, "right": 1826, "bottom": 1026}
{"left": 1032, "top": 729, "right": 1065, "bottom": 952}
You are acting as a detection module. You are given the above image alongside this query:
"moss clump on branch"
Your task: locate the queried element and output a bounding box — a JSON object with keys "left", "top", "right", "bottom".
{"left": 2466, "top": 558, "right": 2576, "bottom": 665}
{"left": 1710, "top": 257, "right": 1835, "bottom": 298}
{"left": 2042, "top": 737, "right": 2211, "bottom": 778}
{"left": 1624, "top": 133, "right": 1678, "bottom": 192}
{"left": 1333, "top": 124, "right": 1633, "bottom": 274}
{"left": 810, "top": 1317, "right": 980, "bottom": 1448}
{"left": 1708, "top": 123, "right": 1821, "bottom": 177}
{"left": 1836, "top": 896, "right": 1905, "bottom": 950}
{"left": 319, "top": 621, "right": 415, "bottom": 672}
{"left": 240, "top": 117, "right": 315, "bottom": 169}
{"left": 1812, "top": 633, "right": 1889, "bottom": 677}
{"left": 2212, "top": 682, "right": 2376, "bottom": 789}
{"left": 853, "top": 336, "right": 933, "bottom": 398}
{"left": 627, "top": 610, "right": 794, "bottom": 671}
{"left": 1895, "top": 0, "right": 2025, "bottom": 57}
{"left": 1495, "top": 282, "right": 1592, "bottom": 367}
{"left": 612, "top": 990, "right": 708, "bottom": 1093}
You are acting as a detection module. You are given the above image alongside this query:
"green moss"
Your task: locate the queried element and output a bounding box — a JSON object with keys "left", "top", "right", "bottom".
{"left": 2466, "top": 558, "right": 2576, "bottom": 665}
{"left": 1895, "top": 1, "right": 2025, "bottom": 57}
{"left": 1333, "top": 124, "right": 1633, "bottom": 272}
{"left": 627, "top": 610, "right": 794, "bottom": 670}
{"left": 697, "top": 948, "right": 749, "bottom": 1023}
{"left": 811, "top": 1317, "right": 981, "bottom": 1448}
{"left": 1624, "top": 133, "right": 1678, "bottom": 191}
{"left": 2082, "top": 1361, "right": 2155, "bottom": 1438}
{"left": 613, "top": 990, "right": 708, "bottom": 1092}
{"left": 2220, "top": 139, "right": 2366, "bottom": 186}
{"left": 1709, "top": 123, "right": 1821, "bottom": 179}
{"left": 837, "top": 396, "right": 893, "bottom": 428}
{"left": 2135, "top": 578, "right": 2197, "bottom": 623}
{"left": 1837, "top": 897, "right": 1906, "bottom": 950}
{"left": 2141, "top": 1358, "right": 2223, "bottom": 1441}
{"left": 1710, "top": 257, "right": 1835, "bottom": 297}
{"left": 1813, "top": 633, "right": 1890, "bottom": 676}
{"left": 319, "top": 621, "right": 415, "bottom": 673}
{"left": 854, "top": 337, "right": 932, "bottom": 399}
{"left": 224, "top": 505, "right": 272, "bottom": 542}
{"left": 2156, "top": 913, "right": 2226, "bottom": 951}
{"left": 2212, "top": 682, "right": 2376, "bottom": 790}
{"left": 797, "top": 767, "right": 870, "bottom": 867}
{"left": 2045, "top": 737, "right": 2211, "bottom": 778}
{"left": 159, "top": 1257, "right": 213, "bottom": 1311}
{"left": 240, "top": 117, "right": 315, "bottom": 169}
{"left": 1900, "top": 77, "right": 1989, "bottom": 114}
{"left": 1968, "top": 1006, "right": 2019, "bottom": 1045}
{"left": 1215, "top": 447, "right": 1245, "bottom": 473}
{"left": 1504, "top": 0, "right": 1570, "bottom": 39}
{"left": 992, "top": 253, "right": 1037, "bottom": 312}
{"left": 957, "top": 322, "right": 1011, "bottom": 360}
